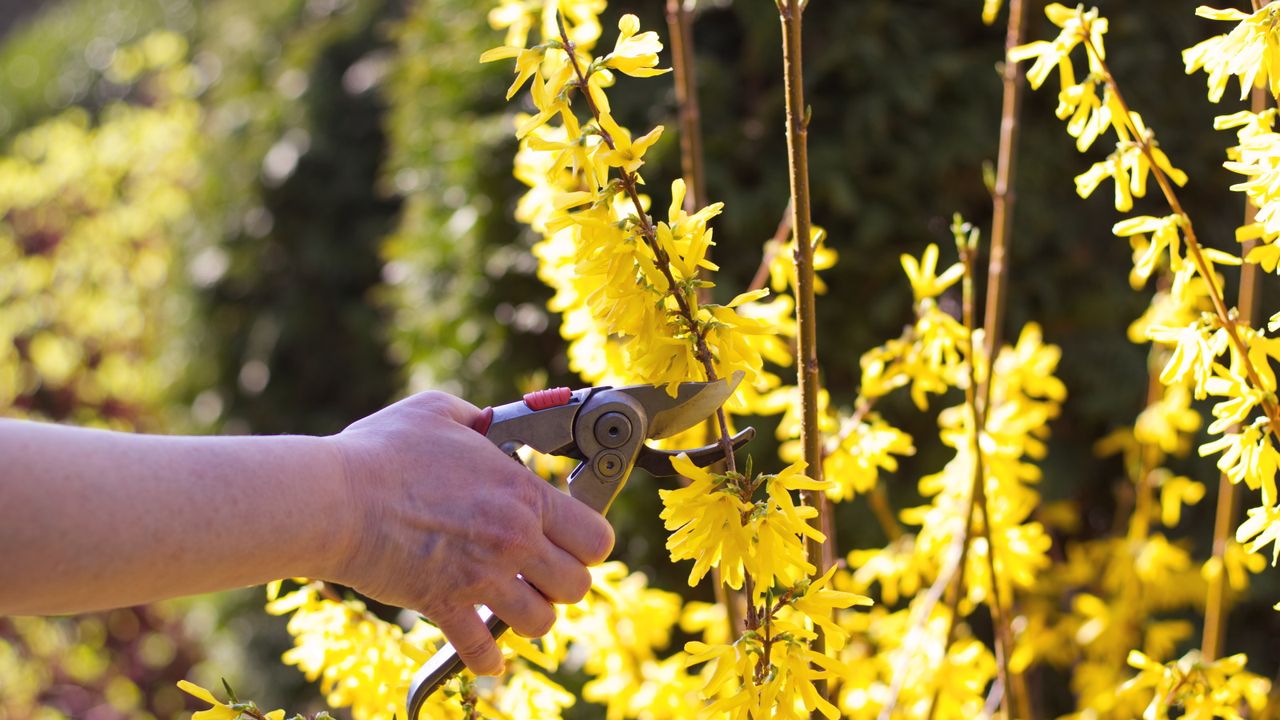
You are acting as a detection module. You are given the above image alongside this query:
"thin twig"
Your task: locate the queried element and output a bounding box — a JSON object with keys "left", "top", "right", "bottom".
{"left": 979, "top": 0, "right": 1029, "bottom": 408}
{"left": 776, "top": 1, "right": 835, "bottom": 709}
{"left": 664, "top": 0, "right": 742, "bottom": 641}
{"left": 980, "top": 2, "right": 1034, "bottom": 715}
{"left": 1202, "top": 72, "right": 1268, "bottom": 661}
{"left": 1085, "top": 36, "right": 1280, "bottom": 439}
{"left": 927, "top": 229, "right": 1014, "bottom": 720}
{"left": 748, "top": 200, "right": 795, "bottom": 293}
{"left": 777, "top": 3, "right": 834, "bottom": 706}
{"left": 665, "top": 0, "right": 707, "bottom": 214}
{"left": 777, "top": 0, "right": 831, "bottom": 586}
{"left": 554, "top": 15, "right": 739, "bottom": 477}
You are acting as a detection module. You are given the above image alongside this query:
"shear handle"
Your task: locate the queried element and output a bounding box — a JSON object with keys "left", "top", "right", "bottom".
{"left": 407, "top": 608, "right": 506, "bottom": 719}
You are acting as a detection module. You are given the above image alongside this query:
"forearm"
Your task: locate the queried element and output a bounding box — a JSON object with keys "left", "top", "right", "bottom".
{"left": 0, "top": 419, "right": 352, "bottom": 615}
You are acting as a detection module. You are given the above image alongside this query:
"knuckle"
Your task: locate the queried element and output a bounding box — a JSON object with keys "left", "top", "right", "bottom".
{"left": 492, "top": 522, "right": 529, "bottom": 559}
{"left": 457, "top": 636, "right": 497, "bottom": 668}
{"left": 507, "top": 468, "right": 546, "bottom": 514}
{"left": 565, "top": 566, "right": 592, "bottom": 603}
{"left": 518, "top": 603, "right": 556, "bottom": 638}
{"left": 586, "top": 520, "right": 615, "bottom": 565}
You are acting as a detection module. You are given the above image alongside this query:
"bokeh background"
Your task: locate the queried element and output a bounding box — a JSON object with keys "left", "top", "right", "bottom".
{"left": 3, "top": 0, "right": 1279, "bottom": 717}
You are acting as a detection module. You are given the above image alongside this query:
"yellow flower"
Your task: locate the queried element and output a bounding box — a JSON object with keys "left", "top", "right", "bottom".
{"left": 750, "top": 462, "right": 828, "bottom": 596}
{"left": 494, "top": 670, "right": 576, "bottom": 720}
{"left": 660, "top": 453, "right": 754, "bottom": 589}
{"left": 767, "top": 225, "right": 838, "bottom": 295}
{"left": 790, "top": 567, "right": 873, "bottom": 652}
{"left": 900, "top": 243, "right": 963, "bottom": 302}
{"left": 597, "top": 112, "right": 664, "bottom": 173}
{"left": 1076, "top": 115, "right": 1187, "bottom": 212}
{"left": 1008, "top": 3, "right": 1108, "bottom": 92}
{"left": 1056, "top": 75, "right": 1119, "bottom": 151}
{"left": 1135, "top": 385, "right": 1202, "bottom": 456}
{"left": 1156, "top": 473, "right": 1205, "bottom": 528}
{"left": 982, "top": 0, "right": 1002, "bottom": 25}
{"left": 602, "top": 14, "right": 670, "bottom": 78}
{"left": 1124, "top": 650, "right": 1271, "bottom": 720}
{"left": 823, "top": 415, "right": 915, "bottom": 501}
{"left": 1184, "top": 3, "right": 1280, "bottom": 103}
{"left": 479, "top": 44, "right": 546, "bottom": 100}
{"left": 177, "top": 680, "right": 286, "bottom": 720}
{"left": 1113, "top": 214, "right": 1188, "bottom": 288}
{"left": 1237, "top": 502, "right": 1280, "bottom": 563}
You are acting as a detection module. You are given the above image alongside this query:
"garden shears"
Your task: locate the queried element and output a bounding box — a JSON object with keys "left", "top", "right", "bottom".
{"left": 407, "top": 372, "right": 754, "bottom": 717}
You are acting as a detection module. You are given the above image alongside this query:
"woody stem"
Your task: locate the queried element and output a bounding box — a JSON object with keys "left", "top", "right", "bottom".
{"left": 556, "top": 15, "right": 738, "bottom": 476}
{"left": 1202, "top": 64, "right": 1269, "bottom": 661}
{"left": 1087, "top": 37, "right": 1280, "bottom": 439}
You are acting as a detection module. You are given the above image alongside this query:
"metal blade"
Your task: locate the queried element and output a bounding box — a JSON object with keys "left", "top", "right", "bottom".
{"left": 612, "top": 370, "right": 744, "bottom": 440}
{"left": 634, "top": 427, "right": 756, "bottom": 476}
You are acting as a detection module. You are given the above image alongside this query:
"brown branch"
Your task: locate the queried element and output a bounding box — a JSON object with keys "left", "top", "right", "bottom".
{"left": 777, "top": 4, "right": 834, "bottom": 706}
{"left": 554, "top": 14, "right": 739, "bottom": 477}
{"left": 1085, "top": 36, "right": 1280, "bottom": 439}
{"left": 979, "top": 0, "right": 1029, "bottom": 408}
{"left": 665, "top": 0, "right": 707, "bottom": 213}
{"left": 925, "top": 228, "right": 1016, "bottom": 720}
{"left": 663, "top": 1, "right": 744, "bottom": 639}
{"left": 748, "top": 200, "right": 795, "bottom": 293}
{"left": 1202, "top": 71, "right": 1269, "bottom": 661}
{"left": 980, "top": 1, "right": 1034, "bottom": 716}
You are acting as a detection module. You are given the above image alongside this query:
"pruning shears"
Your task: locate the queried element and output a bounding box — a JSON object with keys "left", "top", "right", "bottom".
{"left": 406, "top": 372, "right": 754, "bottom": 717}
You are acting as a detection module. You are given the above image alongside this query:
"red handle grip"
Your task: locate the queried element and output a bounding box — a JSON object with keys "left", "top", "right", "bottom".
{"left": 471, "top": 406, "right": 494, "bottom": 436}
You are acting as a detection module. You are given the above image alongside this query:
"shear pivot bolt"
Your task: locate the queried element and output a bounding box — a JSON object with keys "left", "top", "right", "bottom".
{"left": 595, "top": 412, "right": 632, "bottom": 448}
{"left": 594, "top": 451, "right": 624, "bottom": 478}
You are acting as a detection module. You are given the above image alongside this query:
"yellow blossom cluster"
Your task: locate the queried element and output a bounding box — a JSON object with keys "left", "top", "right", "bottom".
{"left": 811, "top": 231, "right": 1068, "bottom": 718}
{"left": 1009, "top": 3, "right": 1280, "bottom": 715}
{"left": 479, "top": 2, "right": 882, "bottom": 718}
{"left": 1122, "top": 650, "right": 1270, "bottom": 719}
{"left": 484, "top": 3, "right": 787, "bottom": 397}
{"left": 0, "top": 34, "right": 200, "bottom": 429}
{"left": 261, "top": 560, "right": 705, "bottom": 720}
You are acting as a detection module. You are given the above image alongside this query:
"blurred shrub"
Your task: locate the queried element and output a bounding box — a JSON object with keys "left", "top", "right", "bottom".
{"left": 0, "top": 35, "right": 211, "bottom": 720}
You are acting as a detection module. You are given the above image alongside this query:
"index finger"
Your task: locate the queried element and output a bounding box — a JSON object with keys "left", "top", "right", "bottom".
{"left": 540, "top": 485, "right": 615, "bottom": 565}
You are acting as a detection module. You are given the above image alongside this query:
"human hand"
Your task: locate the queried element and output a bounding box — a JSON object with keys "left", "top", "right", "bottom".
{"left": 323, "top": 391, "right": 614, "bottom": 676}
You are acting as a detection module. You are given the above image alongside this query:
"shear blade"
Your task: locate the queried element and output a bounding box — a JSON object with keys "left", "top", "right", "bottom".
{"left": 635, "top": 427, "right": 756, "bottom": 476}
{"left": 614, "top": 370, "right": 744, "bottom": 440}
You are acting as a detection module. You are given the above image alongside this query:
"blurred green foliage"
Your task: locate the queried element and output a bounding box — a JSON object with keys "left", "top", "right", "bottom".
{"left": 3, "top": 0, "right": 1280, "bottom": 716}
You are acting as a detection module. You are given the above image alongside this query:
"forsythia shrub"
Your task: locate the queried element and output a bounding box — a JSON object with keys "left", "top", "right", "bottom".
{"left": 178, "top": 2, "right": 1280, "bottom": 719}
